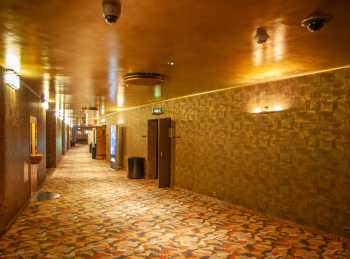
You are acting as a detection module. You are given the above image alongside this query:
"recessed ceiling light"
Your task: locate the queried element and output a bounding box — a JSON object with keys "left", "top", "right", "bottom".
{"left": 168, "top": 61, "right": 175, "bottom": 66}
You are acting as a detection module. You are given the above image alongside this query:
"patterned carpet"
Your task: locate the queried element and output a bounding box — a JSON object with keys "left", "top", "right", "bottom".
{"left": 0, "top": 145, "right": 349, "bottom": 258}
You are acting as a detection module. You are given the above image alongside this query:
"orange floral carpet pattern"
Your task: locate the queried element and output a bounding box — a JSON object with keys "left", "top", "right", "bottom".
{"left": 0, "top": 145, "right": 349, "bottom": 258}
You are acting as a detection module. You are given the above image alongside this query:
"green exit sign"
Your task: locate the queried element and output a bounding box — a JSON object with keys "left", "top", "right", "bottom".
{"left": 152, "top": 107, "right": 164, "bottom": 115}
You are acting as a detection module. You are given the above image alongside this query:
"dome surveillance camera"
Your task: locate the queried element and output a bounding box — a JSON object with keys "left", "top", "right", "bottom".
{"left": 255, "top": 27, "right": 269, "bottom": 44}
{"left": 301, "top": 13, "right": 331, "bottom": 32}
{"left": 102, "top": 0, "right": 121, "bottom": 24}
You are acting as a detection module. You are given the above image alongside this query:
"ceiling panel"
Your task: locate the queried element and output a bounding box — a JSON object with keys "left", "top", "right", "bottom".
{"left": 0, "top": 0, "right": 350, "bottom": 117}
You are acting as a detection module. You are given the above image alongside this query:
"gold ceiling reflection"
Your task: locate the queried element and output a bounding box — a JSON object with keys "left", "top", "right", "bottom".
{"left": 1, "top": 0, "right": 350, "bottom": 117}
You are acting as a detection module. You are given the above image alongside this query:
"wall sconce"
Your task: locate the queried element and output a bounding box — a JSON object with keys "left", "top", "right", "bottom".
{"left": 252, "top": 104, "right": 284, "bottom": 114}
{"left": 4, "top": 68, "right": 20, "bottom": 90}
{"left": 41, "top": 95, "right": 49, "bottom": 110}
{"left": 42, "top": 101, "right": 49, "bottom": 110}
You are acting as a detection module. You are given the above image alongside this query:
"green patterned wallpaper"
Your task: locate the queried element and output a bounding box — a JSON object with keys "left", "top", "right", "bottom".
{"left": 106, "top": 68, "right": 350, "bottom": 237}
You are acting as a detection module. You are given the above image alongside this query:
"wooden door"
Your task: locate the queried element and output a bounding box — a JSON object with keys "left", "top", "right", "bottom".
{"left": 117, "top": 126, "right": 125, "bottom": 169}
{"left": 96, "top": 126, "right": 106, "bottom": 160}
{"left": 147, "top": 120, "right": 158, "bottom": 179}
{"left": 158, "top": 118, "right": 171, "bottom": 188}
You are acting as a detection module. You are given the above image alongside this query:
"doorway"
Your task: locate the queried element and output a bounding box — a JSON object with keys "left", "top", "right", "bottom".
{"left": 147, "top": 118, "right": 172, "bottom": 188}
{"left": 30, "top": 116, "right": 38, "bottom": 195}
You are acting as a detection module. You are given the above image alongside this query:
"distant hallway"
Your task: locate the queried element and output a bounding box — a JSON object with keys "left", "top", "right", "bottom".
{"left": 0, "top": 145, "right": 349, "bottom": 257}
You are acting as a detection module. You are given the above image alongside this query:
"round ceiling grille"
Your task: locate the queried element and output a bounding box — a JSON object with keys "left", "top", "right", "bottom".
{"left": 123, "top": 72, "right": 165, "bottom": 85}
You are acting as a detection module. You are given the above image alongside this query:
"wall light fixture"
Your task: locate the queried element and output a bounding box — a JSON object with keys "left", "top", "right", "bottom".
{"left": 4, "top": 68, "right": 20, "bottom": 90}
{"left": 251, "top": 104, "right": 284, "bottom": 114}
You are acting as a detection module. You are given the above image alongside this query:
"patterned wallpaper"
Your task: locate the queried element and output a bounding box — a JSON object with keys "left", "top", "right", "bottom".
{"left": 105, "top": 68, "right": 350, "bottom": 237}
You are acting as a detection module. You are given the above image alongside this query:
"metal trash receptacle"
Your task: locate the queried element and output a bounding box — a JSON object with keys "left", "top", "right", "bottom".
{"left": 92, "top": 145, "right": 96, "bottom": 159}
{"left": 128, "top": 157, "right": 144, "bottom": 179}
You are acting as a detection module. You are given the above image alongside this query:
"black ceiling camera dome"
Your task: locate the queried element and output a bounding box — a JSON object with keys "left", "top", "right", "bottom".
{"left": 301, "top": 13, "right": 331, "bottom": 32}
{"left": 102, "top": 0, "right": 121, "bottom": 24}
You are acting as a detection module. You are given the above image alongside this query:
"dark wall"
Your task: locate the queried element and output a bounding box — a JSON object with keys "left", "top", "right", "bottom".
{"left": 0, "top": 70, "right": 46, "bottom": 234}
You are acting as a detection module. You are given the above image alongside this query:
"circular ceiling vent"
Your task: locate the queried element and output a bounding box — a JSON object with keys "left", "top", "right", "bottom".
{"left": 123, "top": 72, "right": 165, "bottom": 85}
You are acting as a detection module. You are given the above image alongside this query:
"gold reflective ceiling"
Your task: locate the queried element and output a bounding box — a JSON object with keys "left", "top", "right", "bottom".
{"left": 0, "top": 0, "right": 350, "bottom": 116}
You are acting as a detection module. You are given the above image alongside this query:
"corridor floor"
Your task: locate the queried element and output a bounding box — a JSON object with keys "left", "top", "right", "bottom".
{"left": 0, "top": 146, "right": 349, "bottom": 258}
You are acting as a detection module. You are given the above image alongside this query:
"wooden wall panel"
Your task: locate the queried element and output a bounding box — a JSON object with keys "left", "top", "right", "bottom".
{"left": 46, "top": 110, "right": 64, "bottom": 168}
{"left": 0, "top": 73, "right": 5, "bottom": 220}
{"left": 0, "top": 70, "right": 46, "bottom": 235}
{"left": 46, "top": 110, "right": 56, "bottom": 168}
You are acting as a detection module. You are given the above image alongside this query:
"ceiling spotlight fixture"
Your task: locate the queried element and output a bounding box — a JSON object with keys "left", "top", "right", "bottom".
{"left": 102, "top": 0, "right": 121, "bottom": 24}
{"left": 168, "top": 61, "right": 175, "bottom": 66}
{"left": 301, "top": 12, "right": 332, "bottom": 32}
{"left": 255, "top": 27, "right": 269, "bottom": 44}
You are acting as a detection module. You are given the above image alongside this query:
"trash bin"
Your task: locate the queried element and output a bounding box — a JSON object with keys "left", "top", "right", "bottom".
{"left": 128, "top": 157, "right": 144, "bottom": 179}
{"left": 92, "top": 145, "right": 96, "bottom": 159}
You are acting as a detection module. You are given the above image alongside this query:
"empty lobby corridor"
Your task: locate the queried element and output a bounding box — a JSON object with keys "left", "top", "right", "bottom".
{"left": 0, "top": 145, "right": 348, "bottom": 258}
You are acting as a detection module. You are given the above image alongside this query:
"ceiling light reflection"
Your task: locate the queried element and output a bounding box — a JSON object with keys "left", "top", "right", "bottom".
{"left": 117, "top": 86, "right": 125, "bottom": 107}
{"left": 253, "top": 41, "right": 263, "bottom": 66}
{"left": 108, "top": 55, "right": 118, "bottom": 103}
{"left": 154, "top": 84, "right": 162, "bottom": 99}
{"left": 252, "top": 19, "right": 286, "bottom": 66}
{"left": 273, "top": 19, "right": 286, "bottom": 62}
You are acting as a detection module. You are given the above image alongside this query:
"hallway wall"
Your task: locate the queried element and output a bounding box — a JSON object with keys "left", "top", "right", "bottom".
{"left": 46, "top": 110, "right": 64, "bottom": 168}
{"left": 105, "top": 67, "right": 350, "bottom": 237}
{"left": 0, "top": 70, "right": 46, "bottom": 234}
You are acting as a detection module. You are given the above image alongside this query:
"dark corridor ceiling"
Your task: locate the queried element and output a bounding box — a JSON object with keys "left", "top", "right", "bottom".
{"left": 0, "top": 0, "right": 350, "bottom": 118}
